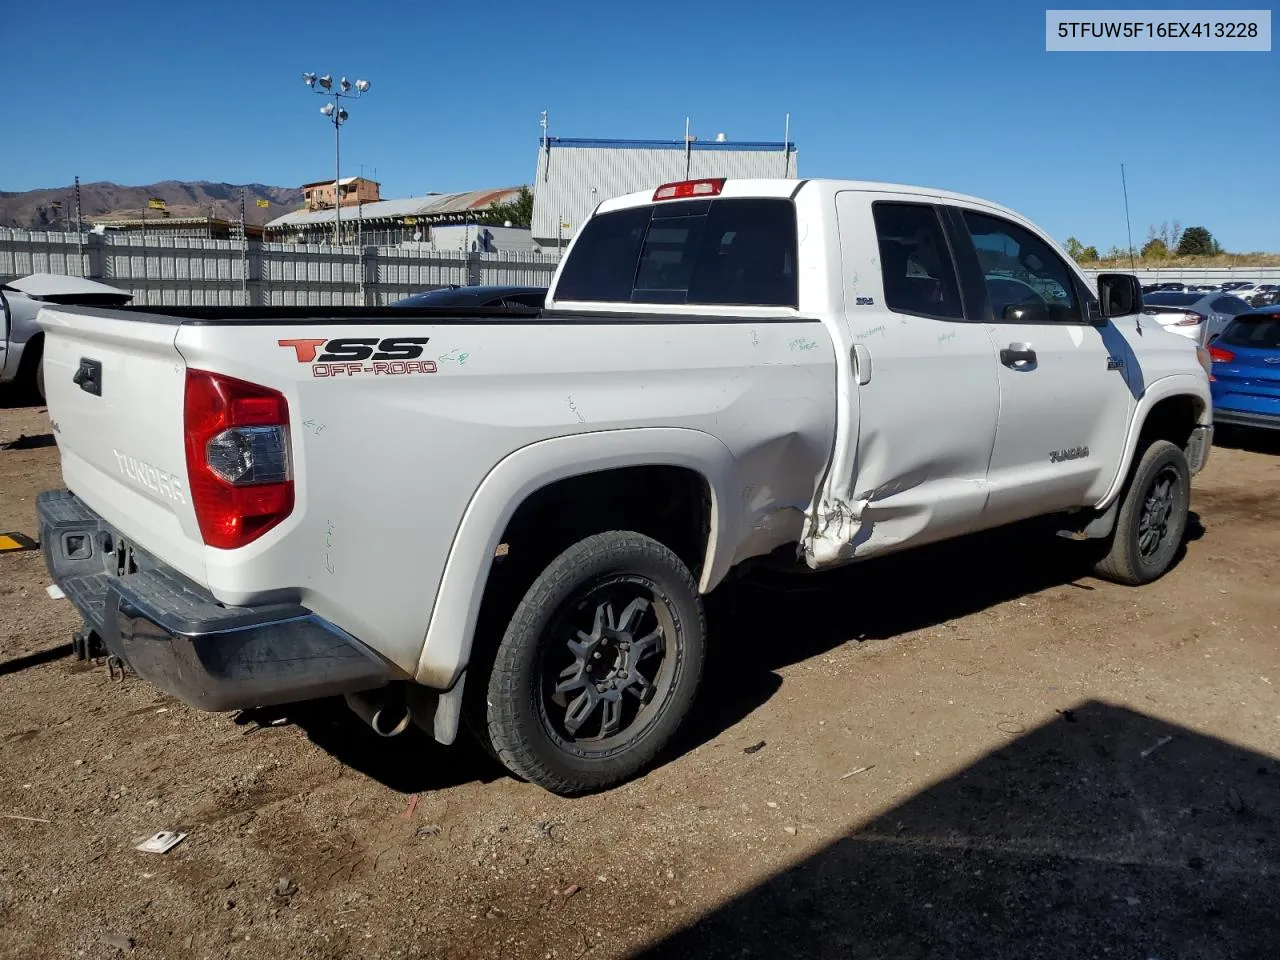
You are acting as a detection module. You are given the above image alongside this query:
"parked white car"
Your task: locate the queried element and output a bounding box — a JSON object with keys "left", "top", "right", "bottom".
{"left": 1, "top": 274, "right": 133, "bottom": 399}
{"left": 36, "top": 178, "right": 1213, "bottom": 794}
{"left": 1141, "top": 291, "right": 1253, "bottom": 343}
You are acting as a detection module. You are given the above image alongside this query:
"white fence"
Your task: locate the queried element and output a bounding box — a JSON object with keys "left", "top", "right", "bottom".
{"left": 0, "top": 228, "right": 562, "bottom": 307}
{"left": 1081, "top": 266, "right": 1280, "bottom": 284}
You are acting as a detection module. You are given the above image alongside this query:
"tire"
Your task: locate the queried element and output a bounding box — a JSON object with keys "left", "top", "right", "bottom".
{"left": 1093, "top": 439, "right": 1190, "bottom": 586}
{"left": 35, "top": 356, "right": 45, "bottom": 403}
{"left": 483, "top": 531, "right": 706, "bottom": 795}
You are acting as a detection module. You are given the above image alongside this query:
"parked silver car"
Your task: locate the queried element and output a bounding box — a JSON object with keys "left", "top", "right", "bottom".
{"left": 1140, "top": 290, "right": 1253, "bottom": 343}
{"left": 0, "top": 274, "right": 133, "bottom": 400}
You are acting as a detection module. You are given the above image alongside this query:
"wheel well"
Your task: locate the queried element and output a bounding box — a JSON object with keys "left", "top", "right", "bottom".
{"left": 17, "top": 331, "right": 43, "bottom": 382}
{"left": 501, "top": 465, "right": 711, "bottom": 577}
{"left": 1138, "top": 395, "right": 1203, "bottom": 453}
{"left": 466, "top": 466, "right": 712, "bottom": 687}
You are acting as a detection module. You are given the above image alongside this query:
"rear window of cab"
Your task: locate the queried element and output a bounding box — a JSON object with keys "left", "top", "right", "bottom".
{"left": 554, "top": 198, "right": 798, "bottom": 308}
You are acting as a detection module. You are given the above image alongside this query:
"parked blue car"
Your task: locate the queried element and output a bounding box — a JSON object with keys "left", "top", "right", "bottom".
{"left": 1208, "top": 306, "right": 1280, "bottom": 432}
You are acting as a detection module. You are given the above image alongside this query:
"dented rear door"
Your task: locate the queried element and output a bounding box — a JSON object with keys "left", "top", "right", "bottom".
{"left": 830, "top": 190, "right": 1001, "bottom": 556}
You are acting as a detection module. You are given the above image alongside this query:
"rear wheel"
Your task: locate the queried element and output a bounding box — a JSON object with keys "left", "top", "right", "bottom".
{"left": 483, "top": 531, "right": 705, "bottom": 795}
{"left": 1093, "top": 440, "right": 1190, "bottom": 586}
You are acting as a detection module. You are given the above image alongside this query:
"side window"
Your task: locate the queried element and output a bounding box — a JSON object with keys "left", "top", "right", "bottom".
{"left": 962, "top": 211, "right": 1083, "bottom": 324}
{"left": 871, "top": 203, "right": 964, "bottom": 320}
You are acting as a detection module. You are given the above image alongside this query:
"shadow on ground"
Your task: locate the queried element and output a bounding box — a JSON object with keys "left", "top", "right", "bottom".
{"left": 0, "top": 386, "right": 42, "bottom": 411}
{"left": 1214, "top": 424, "right": 1280, "bottom": 457}
{"left": 0, "top": 432, "right": 55, "bottom": 450}
{"left": 235, "top": 697, "right": 504, "bottom": 794}
{"left": 640, "top": 701, "right": 1280, "bottom": 960}
{"left": 234, "top": 518, "right": 1207, "bottom": 796}
{"left": 675, "top": 517, "right": 1202, "bottom": 757}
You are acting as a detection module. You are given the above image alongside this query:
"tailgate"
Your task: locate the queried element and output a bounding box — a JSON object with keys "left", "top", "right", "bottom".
{"left": 39, "top": 306, "right": 206, "bottom": 583}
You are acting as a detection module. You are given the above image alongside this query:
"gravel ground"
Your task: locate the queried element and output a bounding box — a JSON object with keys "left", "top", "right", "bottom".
{"left": 1, "top": 397, "right": 1277, "bottom": 960}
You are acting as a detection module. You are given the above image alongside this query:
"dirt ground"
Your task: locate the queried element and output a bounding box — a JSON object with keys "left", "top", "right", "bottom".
{"left": 1, "top": 395, "right": 1278, "bottom": 960}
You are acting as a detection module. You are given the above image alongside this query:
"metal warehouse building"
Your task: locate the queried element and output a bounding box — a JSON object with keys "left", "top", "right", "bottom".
{"left": 531, "top": 137, "right": 798, "bottom": 249}
{"left": 265, "top": 187, "right": 526, "bottom": 247}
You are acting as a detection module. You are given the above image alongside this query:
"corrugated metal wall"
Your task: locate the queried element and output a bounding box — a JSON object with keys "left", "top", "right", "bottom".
{"left": 0, "top": 228, "right": 563, "bottom": 307}
{"left": 531, "top": 143, "right": 798, "bottom": 243}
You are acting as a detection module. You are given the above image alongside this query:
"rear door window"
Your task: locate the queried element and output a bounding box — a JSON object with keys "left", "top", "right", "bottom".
{"left": 554, "top": 198, "right": 798, "bottom": 307}
{"left": 871, "top": 203, "right": 964, "bottom": 320}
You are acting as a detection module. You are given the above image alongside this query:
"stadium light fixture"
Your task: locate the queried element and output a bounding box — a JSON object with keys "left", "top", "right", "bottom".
{"left": 302, "top": 70, "right": 373, "bottom": 245}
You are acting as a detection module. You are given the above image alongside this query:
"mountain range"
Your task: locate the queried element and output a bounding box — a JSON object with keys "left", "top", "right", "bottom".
{"left": 0, "top": 181, "right": 305, "bottom": 229}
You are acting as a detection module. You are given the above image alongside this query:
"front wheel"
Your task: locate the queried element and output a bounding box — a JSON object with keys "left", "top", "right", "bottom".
{"left": 1093, "top": 440, "right": 1190, "bottom": 586}
{"left": 483, "top": 531, "right": 706, "bottom": 795}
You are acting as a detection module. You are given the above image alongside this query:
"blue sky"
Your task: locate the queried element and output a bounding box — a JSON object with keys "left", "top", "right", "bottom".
{"left": 4, "top": 0, "right": 1277, "bottom": 250}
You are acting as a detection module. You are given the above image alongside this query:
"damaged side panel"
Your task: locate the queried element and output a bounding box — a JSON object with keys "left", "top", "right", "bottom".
{"left": 803, "top": 190, "right": 1002, "bottom": 566}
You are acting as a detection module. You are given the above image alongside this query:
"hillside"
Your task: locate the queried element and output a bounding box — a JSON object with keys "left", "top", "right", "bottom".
{"left": 0, "top": 181, "right": 304, "bottom": 229}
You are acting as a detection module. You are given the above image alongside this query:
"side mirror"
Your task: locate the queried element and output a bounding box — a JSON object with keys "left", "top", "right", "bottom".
{"left": 1097, "top": 273, "right": 1143, "bottom": 319}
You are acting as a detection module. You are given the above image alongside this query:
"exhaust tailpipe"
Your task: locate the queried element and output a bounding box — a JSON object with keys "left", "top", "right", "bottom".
{"left": 345, "top": 690, "right": 411, "bottom": 737}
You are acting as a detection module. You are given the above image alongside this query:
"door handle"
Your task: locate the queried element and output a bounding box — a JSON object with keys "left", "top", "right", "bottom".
{"left": 851, "top": 344, "right": 872, "bottom": 385}
{"left": 1000, "top": 344, "right": 1037, "bottom": 368}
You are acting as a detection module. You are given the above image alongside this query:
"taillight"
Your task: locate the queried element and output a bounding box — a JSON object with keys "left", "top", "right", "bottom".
{"left": 653, "top": 178, "right": 725, "bottom": 201}
{"left": 1208, "top": 344, "right": 1235, "bottom": 363}
{"left": 1175, "top": 311, "right": 1206, "bottom": 326}
{"left": 183, "top": 370, "right": 293, "bottom": 550}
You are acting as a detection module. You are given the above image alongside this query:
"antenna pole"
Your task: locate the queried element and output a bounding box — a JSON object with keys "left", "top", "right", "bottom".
{"left": 74, "top": 175, "right": 83, "bottom": 273}
{"left": 240, "top": 188, "right": 247, "bottom": 302}
{"left": 1121, "top": 163, "right": 1136, "bottom": 271}
{"left": 684, "top": 116, "right": 692, "bottom": 179}
{"left": 541, "top": 111, "right": 550, "bottom": 182}
{"left": 783, "top": 112, "right": 791, "bottom": 176}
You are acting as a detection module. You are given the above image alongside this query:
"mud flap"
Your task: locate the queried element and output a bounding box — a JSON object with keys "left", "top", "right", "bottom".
{"left": 1057, "top": 500, "right": 1119, "bottom": 541}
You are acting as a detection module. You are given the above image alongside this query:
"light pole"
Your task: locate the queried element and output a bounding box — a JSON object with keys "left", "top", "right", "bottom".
{"left": 302, "top": 72, "right": 370, "bottom": 245}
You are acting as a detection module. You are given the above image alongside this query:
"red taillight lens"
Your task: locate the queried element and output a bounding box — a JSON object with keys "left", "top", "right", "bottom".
{"left": 1209, "top": 344, "right": 1235, "bottom": 363}
{"left": 184, "top": 370, "right": 294, "bottom": 550}
{"left": 1175, "top": 311, "right": 1206, "bottom": 326}
{"left": 653, "top": 178, "right": 725, "bottom": 201}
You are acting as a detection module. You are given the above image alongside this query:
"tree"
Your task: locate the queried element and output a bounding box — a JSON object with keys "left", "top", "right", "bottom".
{"left": 1080, "top": 245, "right": 1099, "bottom": 262}
{"left": 1064, "top": 237, "right": 1084, "bottom": 260}
{"left": 476, "top": 186, "right": 534, "bottom": 228}
{"left": 1104, "top": 245, "right": 1127, "bottom": 261}
{"left": 1176, "top": 226, "right": 1216, "bottom": 257}
{"left": 1141, "top": 238, "right": 1169, "bottom": 259}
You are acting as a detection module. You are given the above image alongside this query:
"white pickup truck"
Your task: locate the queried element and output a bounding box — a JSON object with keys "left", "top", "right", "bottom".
{"left": 37, "top": 178, "right": 1213, "bottom": 794}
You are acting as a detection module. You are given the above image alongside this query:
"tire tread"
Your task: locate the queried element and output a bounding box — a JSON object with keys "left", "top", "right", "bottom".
{"left": 484, "top": 531, "right": 705, "bottom": 795}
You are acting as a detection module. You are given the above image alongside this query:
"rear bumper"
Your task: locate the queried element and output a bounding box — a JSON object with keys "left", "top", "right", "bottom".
{"left": 37, "top": 489, "right": 398, "bottom": 711}
{"left": 1213, "top": 409, "right": 1280, "bottom": 431}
